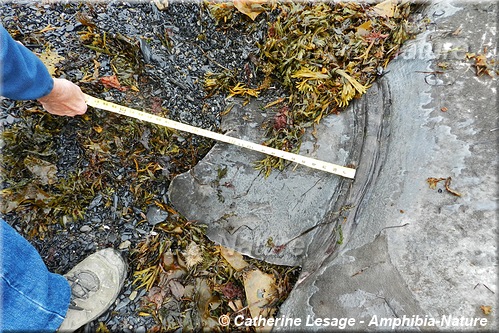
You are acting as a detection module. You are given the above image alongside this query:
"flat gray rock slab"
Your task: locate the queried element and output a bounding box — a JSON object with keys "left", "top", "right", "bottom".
{"left": 169, "top": 0, "right": 497, "bottom": 330}
{"left": 169, "top": 95, "right": 355, "bottom": 266}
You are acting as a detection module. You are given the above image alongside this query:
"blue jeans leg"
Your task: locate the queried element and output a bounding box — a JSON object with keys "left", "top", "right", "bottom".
{"left": 0, "top": 219, "right": 71, "bottom": 332}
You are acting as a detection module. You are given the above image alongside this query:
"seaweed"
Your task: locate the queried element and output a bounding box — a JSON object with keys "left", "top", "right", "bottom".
{"left": 205, "top": 0, "right": 416, "bottom": 176}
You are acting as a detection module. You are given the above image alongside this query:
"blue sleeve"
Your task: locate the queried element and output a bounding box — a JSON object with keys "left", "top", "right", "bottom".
{"left": 0, "top": 25, "right": 54, "bottom": 100}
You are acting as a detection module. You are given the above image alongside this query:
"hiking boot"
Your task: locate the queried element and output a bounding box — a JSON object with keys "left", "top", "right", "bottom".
{"left": 58, "top": 249, "right": 127, "bottom": 332}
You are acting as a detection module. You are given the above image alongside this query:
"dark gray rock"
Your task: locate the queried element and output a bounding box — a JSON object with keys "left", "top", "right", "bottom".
{"left": 146, "top": 205, "right": 169, "bottom": 226}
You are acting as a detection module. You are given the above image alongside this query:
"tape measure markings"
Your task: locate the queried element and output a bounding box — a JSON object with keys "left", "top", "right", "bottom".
{"left": 83, "top": 93, "right": 356, "bottom": 179}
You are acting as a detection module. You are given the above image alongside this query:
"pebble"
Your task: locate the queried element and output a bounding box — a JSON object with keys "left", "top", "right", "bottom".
{"left": 115, "top": 298, "right": 131, "bottom": 311}
{"left": 85, "top": 242, "right": 96, "bottom": 251}
{"left": 118, "top": 240, "right": 131, "bottom": 250}
{"left": 80, "top": 225, "right": 92, "bottom": 233}
{"left": 121, "top": 232, "right": 132, "bottom": 241}
{"left": 129, "top": 290, "right": 138, "bottom": 301}
{"left": 146, "top": 205, "right": 169, "bottom": 225}
{"left": 136, "top": 228, "right": 148, "bottom": 235}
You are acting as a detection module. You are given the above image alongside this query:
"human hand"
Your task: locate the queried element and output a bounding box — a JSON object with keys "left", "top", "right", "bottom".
{"left": 37, "top": 78, "right": 87, "bottom": 116}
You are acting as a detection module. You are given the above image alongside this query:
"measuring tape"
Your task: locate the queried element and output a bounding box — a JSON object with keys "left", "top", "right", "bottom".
{"left": 83, "top": 94, "right": 356, "bottom": 179}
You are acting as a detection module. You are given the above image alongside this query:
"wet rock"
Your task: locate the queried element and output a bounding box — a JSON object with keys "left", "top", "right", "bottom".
{"left": 135, "top": 326, "right": 146, "bottom": 333}
{"left": 146, "top": 205, "right": 169, "bottom": 225}
{"left": 88, "top": 194, "right": 103, "bottom": 209}
{"left": 170, "top": 98, "right": 353, "bottom": 266}
{"left": 139, "top": 38, "right": 152, "bottom": 63}
{"left": 80, "top": 225, "right": 92, "bottom": 233}
{"left": 326, "top": 4, "right": 494, "bottom": 329}
{"left": 115, "top": 298, "right": 131, "bottom": 311}
{"left": 129, "top": 290, "right": 138, "bottom": 301}
{"left": 170, "top": 1, "right": 498, "bottom": 331}
{"left": 118, "top": 240, "right": 131, "bottom": 250}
